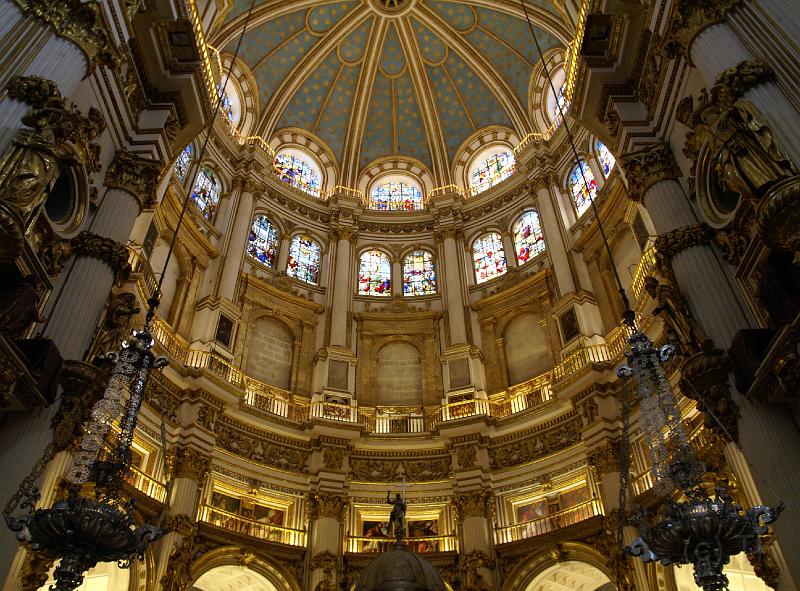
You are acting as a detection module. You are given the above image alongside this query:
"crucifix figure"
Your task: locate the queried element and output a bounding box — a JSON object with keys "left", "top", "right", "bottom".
{"left": 386, "top": 475, "right": 407, "bottom": 541}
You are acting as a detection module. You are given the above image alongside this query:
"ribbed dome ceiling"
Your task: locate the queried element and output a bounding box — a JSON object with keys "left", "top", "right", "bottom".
{"left": 213, "top": 0, "right": 570, "bottom": 183}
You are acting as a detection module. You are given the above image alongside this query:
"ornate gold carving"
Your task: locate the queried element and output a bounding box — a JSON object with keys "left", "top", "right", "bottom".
{"left": 456, "top": 445, "right": 477, "bottom": 469}
{"left": 52, "top": 361, "right": 109, "bottom": 451}
{"left": 20, "top": 549, "right": 55, "bottom": 591}
{"left": 0, "top": 208, "right": 24, "bottom": 264}
{"left": 160, "top": 516, "right": 216, "bottom": 591}
{"left": 311, "top": 551, "right": 339, "bottom": 591}
{"left": 462, "top": 551, "right": 494, "bottom": 591}
{"left": 662, "top": 0, "right": 741, "bottom": 58}
{"left": 453, "top": 490, "right": 493, "bottom": 519}
{"left": 619, "top": 142, "right": 680, "bottom": 202}
{"left": 308, "top": 491, "right": 348, "bottom": 521}
{"left": 747, "top": 536, "right": 780, "bottom": 589}
{"left": 585, "top": 511, "right": 635, "bottom": 591}
{"left": 216, "top": 425, "right": 310, "bottom": 473}
{"left": 653, "top": 223, "right": 714, "bottom": 263}
{"left": 87, "top": 292, "right": 140, "bottom": 360}
{"left": 11, "top": 0, "right": 120, "bottom": 70}
{"left": 757, "top": 176, "right": 800, "bottom": 259}
{"left": 64, "top": 231, "right": 131, "bottom": 285}
{"left": 715, "top": 60, "right": 775, "bottom": 101}
{"left": 680, "top": 349, "right": 739, "bottom": 442}
{"left": 168, "top": 446, "right": 211, "bottom": 482}
{"left": 587, "top": 440, "right": 621, "bottom": 476}
{"left": 7, "top": 76, "right": 61, "bottom": 107}
{"left": 349, "top": 457, "right": 451, "bottom": 482}
{"left": 644, "top": 276, "right": 711, "bottom": 353}
{"left": 104, "top": 149, "right": 163, "bottom": 211}
{"left": 488, "top": 415, "right": 582, "bottom": 469}
{"left": 322, "top": 446, "right": 344, "bottom": 471}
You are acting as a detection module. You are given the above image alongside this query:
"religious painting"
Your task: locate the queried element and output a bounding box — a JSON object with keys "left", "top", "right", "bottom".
{"left": 559, "top": 308, "right": 580, "bottom": 344}
{"left": 558, "top": 486, "right": 589, "bottom": 510}
{"left": 407, "top": 519, "right": 439, "bottom": 553}
{"left": 215, "top": 314, "right": 234, "bottom": 348}
{"left": 361, "top": 520, "right": 390, "bottom": 552}
{"left": 254, "top": 504, "right": 285, "bottom": 526}
{"left": 515, "top": 499, "right": 548, "bottom": 523}
{"left": 211, "top": 492, "right": 241, "bottom": 514}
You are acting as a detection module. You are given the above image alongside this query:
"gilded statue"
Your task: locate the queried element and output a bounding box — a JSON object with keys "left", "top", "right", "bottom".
{"left": 644, "top": 276, "right": 711, "bottom": 353}
{"left": 87, "top": 292, "right": 140, "bottom": 359}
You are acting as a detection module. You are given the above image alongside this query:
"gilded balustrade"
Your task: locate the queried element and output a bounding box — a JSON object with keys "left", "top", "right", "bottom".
{"left": 493, "top": 498, "right": 602, "bottom": 544}
{"left": 197, "top": 505, "right": 307, "bottom": 546}
{"left": 347, "top": 534, "right": 457, "bottom": 554}
{"left": 124, "top": 465, "right": 168, "bottom": 503}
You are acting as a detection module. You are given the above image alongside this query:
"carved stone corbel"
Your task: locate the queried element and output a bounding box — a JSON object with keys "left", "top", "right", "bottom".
{"left": 588, "top": 440, "right": 621, "bottom": 476}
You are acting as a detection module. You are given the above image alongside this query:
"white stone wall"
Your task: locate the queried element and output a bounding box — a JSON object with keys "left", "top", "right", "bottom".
{"left": 503, "top": 313, "right": 550, "bottom": 385}
{"left": 375, "top": 342, "right": 423, "bottom": 406}
{"left": 246, "top": 317, "right": 294, "bottom": 389}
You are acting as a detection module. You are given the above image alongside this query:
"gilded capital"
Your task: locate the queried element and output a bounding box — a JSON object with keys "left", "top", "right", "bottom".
{"left": 654, "top": 223, "right": 713, "bottom": 263}
{"left": 527, "top": 175, "right": 550, "bottom": 192}
{"left": 433, "top": 225, "right": 461, "bottom": 243}
{"left": 619, "top": 142, "right": 680, "bottom": 202}
{"left": 662, "top": 0, "right": 741, "bottom": 58}
{"left": 588, "top": 440, "right": 622, "bottom": 476}
{"left": 105, "top": 149, "right": 163, "bottom": 211}
{"left": 453, "top": 490, "right": 493, "bottom": 520}
{"left": 308, "top": 491, "right": 348, "bottom": 521}
{"left": 12, "top": 0, "right": 120, "bottom": 70}
{"left": 168, "top": 446, "right": 212, "bottom": 482}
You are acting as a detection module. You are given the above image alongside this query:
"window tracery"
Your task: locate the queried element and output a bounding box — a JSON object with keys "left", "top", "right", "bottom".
{"left": 513, "top": 211, "right": 546, "bottom": 265}
{"left": 247, "top": 215, "right": 280, "bottom": 268}
{"left": 569, "top": 160, "right": 598, "bottom": 217}
{"left": 358, "top": 250, "right": 392, "bottom": 296}
{"left": 286, "top": 234, "right": 321, "bottom": 285}
{"left": 191, "top": 166, "right": 221, "bottom": 220}
{"left": 473, "top": 233, "right": 507, "bottom": 284}
{"left": 469, "top": 150, "right": 516, "bottom": 196}
{"left": 174, "top": 145, "right": 192, "bottom": 183}
{"left": 402, "top": 250, "right": 436, "bottom": 296}
{"left": 273, "top": 152, "right": 321, "bottom": 198}
{"left": 369, "top": 181, "right": 423, "bottom": 211}
{"left": 595, "top": 140, "right": 616, "bottom": 176}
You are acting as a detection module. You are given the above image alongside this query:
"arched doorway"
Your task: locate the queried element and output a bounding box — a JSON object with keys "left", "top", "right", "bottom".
{"left": 524, "top": 561, "right": 614, "bottom": 591}
{"left": 193, "top": 565, "right": 279, "bottom": 591}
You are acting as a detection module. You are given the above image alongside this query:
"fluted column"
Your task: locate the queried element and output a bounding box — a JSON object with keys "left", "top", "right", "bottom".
{"left": 454, "top": 491, "right": 496, "bottom": 590}
{"left": 156, "top": 446, "right": 211, "bottom": 583}
{"left": 534, "top": 179, "right": 575, "bottom": 295}
{"left": 218, "top": 185, "right": 255, "bottom": 301}
{"left": 307, "top": 492, "right": 347, "bottom": 591}
{"left": 438, "top": 227, "right": 467, "bottom": 345}
{"left": 329, "top": 228, "right": 356, "bottom": 348}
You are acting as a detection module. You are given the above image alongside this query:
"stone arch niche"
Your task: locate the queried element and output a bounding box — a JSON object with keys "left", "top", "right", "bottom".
{"left": 375, "top": 341, "right": 423, "bottom": 407}
{"left": 190, "top": 546, "right": 301, "bottom": 591}
{"left": 502, "top": 312, "right": 551, "bottom": 386}
{"left": 501, "top": 543, "right": 618, "bottom": 591}
{"left": 524, "top": 561, "right": 614, "bottom": 591}
{"left": 246, "top": 315, "right": 295, "bottom": 389}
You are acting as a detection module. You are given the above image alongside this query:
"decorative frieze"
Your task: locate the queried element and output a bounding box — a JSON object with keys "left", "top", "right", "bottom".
{"left": 105, "top": 149, "right": 163, "bottom": 211}
{"left": 216, "top": 422, "right": 310, "bottom": 474}
{"left": 349, "top": 456, "right": 451, "bottom": 482}
{"left": 488, "top": 415, "right": 582, "bottom": 469}
{"left": 653, "top": 223, "right": 713, "bottom": 263}
{"left": 307, "top": 491, "right": 348, "bottom": 521}
{"left": 619, "top": 142, "right": 681, "bottom": 202}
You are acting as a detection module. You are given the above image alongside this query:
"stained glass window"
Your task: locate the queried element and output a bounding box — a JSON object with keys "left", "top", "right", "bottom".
{"left": 473, "top": 233, "right": 507, "bottom": 284}
{"left": 569, "top": 160, "right": 598, "bottom": 217}
{"left": 191, "top": 167, "right": 221, "bottom": 220}
{"left": 217, "top": 82, "right": 234, "bottom": 123}
{"left": 595, "top": 140, "right": 616, "bottom": 176}
{"left": 513, "top": 211, "right": 546, "bottom": 265}
{"left": 469, "top": 151, "right": 516, "bottom": 196}
{"left": 403, "top": 250, "right": 436, "bottom": 296}
{"left": 286, "top": 235, "right": 321, "bottom": 285}
{"left": 174, "top": 145, "right": 192, "bottom": 182}
{"left": 550, "top": 83, "right": 570, "bottom": 125}
{"left": 273, "top": 152, "right": 321, "bottom": 197}
{"left": 247, "top": 215, "right": 280, "bottom": 267}
{"left": 369, "top": 181, "right": 423, "bottom": 211}
{"left": 358, "top": 250, "right": 392, "bottom": 296}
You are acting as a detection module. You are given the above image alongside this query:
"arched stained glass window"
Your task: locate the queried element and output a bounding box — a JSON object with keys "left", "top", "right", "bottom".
{"left": 217, "top": 82, "right": 235, "bottom": 123}
{"left": 403, "top": 250, "right": 436, "bottom": 296}
{"left": 595, "top": 140, "right": 616, "bottom": 176}
{"left": 549, "top": 83, "right": 569, "bottom": 125}
{"left": 369, "top": 181, "right": 423, "bottom": 211}
{"left": 273, "top": 152, "right": 321, "bottom": 198}
{"left": 174, "top": 145, "right": 192, "bottom": 182}
{"left": 473, "top": 233, "right": 507, "bottom": 284}
{"left": 247, "top": 215, "right": 280, "bottom": 267}
{"left": 286, "top": 235, "right": 321, "bottom": 285}
{"left": 469, "top": 151, "right": 516, "bottom": 196}
{"left": 358, "top": 250, "right": 392, "bottom": 296}
{"left": 191, "top": 167, "right": 221, "bottom": 220}
{"left": 513, "top": 211, "right": 546, "bottom": 265}
{"left": 569, "top": 160, "right": 598, "bottom": 217}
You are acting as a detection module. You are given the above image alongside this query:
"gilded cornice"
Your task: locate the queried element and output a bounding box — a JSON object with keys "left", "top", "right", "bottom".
{"left": 453, "top": 490, "right": 493, "bottom": 520}
{"left": 11, "top": 0, "right": 120, "bottom": 70}
{"left": 653, "top": 223, "right": 713, "bottom": 263}
{"left": 168, "top": 446, "right": 212, "bottom": 482}
{"left": 662, "top": 0, "right": 742, "bottom": 58}
{"left": 619, "top": 142, "right": 680, "bottom": 202}
{"left": 105, "top": 149, "right": 163, "bottom": 211}
{"left": 307, "top": 491, "right": 348, "bottom": 521}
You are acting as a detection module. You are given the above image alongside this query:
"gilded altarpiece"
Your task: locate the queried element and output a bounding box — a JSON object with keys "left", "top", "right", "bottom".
{"left": 354, "top": 308, "right": 443, "bottom": 407}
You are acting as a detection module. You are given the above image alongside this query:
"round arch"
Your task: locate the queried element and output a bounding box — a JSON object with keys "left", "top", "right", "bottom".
{"left": 191, "top": 547, "right": 299, "bottom": 591}
{"left": 501, "top": 542, "right": 617, "bottom": 591}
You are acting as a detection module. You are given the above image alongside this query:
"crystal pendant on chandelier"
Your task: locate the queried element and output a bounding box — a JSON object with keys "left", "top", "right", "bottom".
{"left": 617, "top": 326, "right": 782, "bottom": 591}
{"left": 4, "top": 329, "right": 168, "bottom": 591}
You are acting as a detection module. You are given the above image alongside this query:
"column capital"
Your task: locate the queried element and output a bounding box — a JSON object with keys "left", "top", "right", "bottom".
{"left": 619, "top": 142, "right": 681, "bottom": 202}
{"left": 654, "top": 223, "right": 714, "bottom": 263}
{"left": 168, "top": 446, "right": 212, "bottom": 482}
{"left": 453, "top": 490, "right": 493, "bottom": 520}
{"left": 41, "top": 231, "right": 131, "bottom": 283}
{"left": 527, "top": 175, "right": 550, "bottom": 192}
{"left": 11, "top": 0, "right": 120, "bottom": 70}
{"left": 433, "top": 224, "right": 463, "bottom": 243}
{"left": 662, "top": 0, "right": 741, "bottom": 58}
{"left": 587, "top": 440, "right": 622, "bottom": 476}
{"left": 307, "top": 491, "right": 348, "bottom": 521}
{"left": 329, "top": 226, "right": 358, "bottom": 244}
{"left": 104, "top": 149, "right": 163, "bottom": 211}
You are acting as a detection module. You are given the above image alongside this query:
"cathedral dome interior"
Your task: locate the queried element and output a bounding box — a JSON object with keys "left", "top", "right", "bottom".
{"left": 0, "top": 0, "right": 798, "bottom": 590}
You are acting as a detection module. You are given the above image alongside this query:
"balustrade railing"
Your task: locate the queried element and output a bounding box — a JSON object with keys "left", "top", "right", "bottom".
{"left": 372, "top": 407, "right": 426, "bottom": 434}
{"left": 494, "top": 499, "right": 602, "bottom": 544}
{"left": 124, "top": 466, "right": 168, "bottom": 503}
{"left": 347, "top": 535, "right": 456, "bottom": 554}
{"left": 310, "top": 400, "right": 360, "bottom": 424}
{"left": 197, "top": 505, "right": 307, "bottom": 546}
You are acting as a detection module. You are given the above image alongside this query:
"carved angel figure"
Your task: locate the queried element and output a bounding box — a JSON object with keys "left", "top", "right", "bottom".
{"left": 644, "top": 276, "right": 711, "bottom": 353}
{"left": 88, "top": 292, "right": 140, "bottom": 359}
